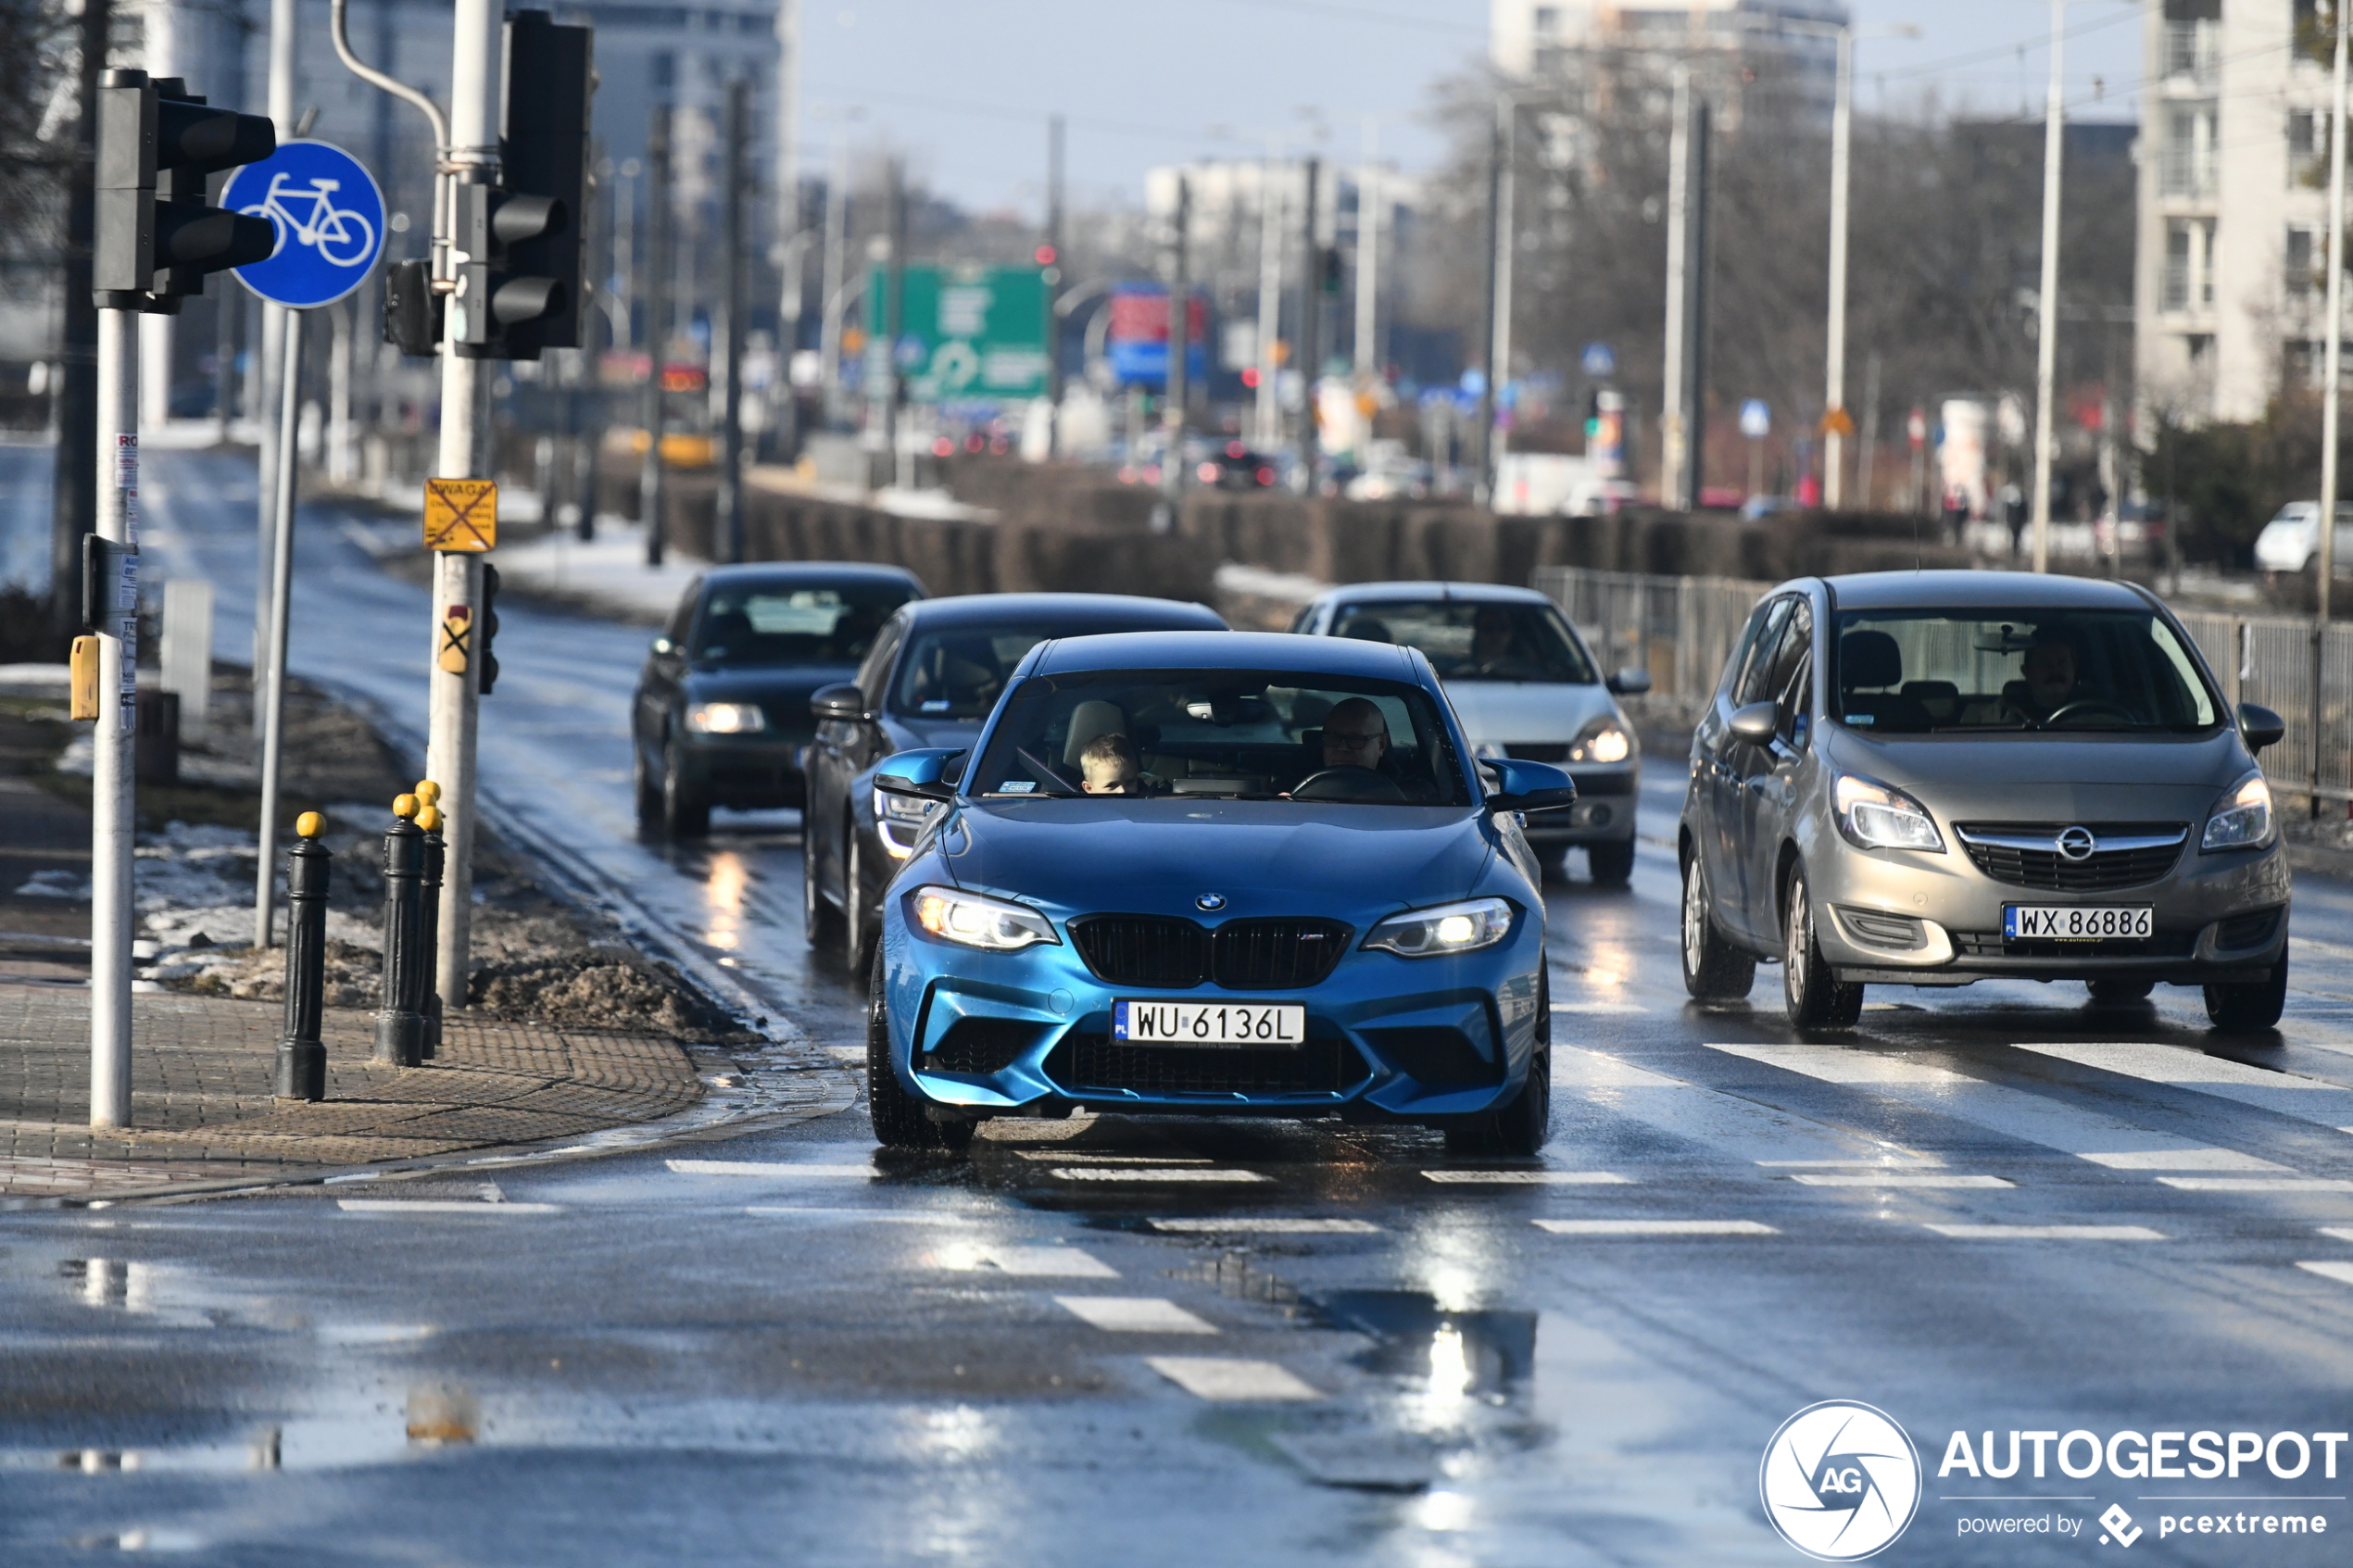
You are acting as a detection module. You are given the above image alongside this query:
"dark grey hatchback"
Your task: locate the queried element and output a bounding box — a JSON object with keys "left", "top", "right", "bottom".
{"left": 1677, "top": 571, "right": 2292, "bottom": 1032}
{"left": 632, "top": 563, "right": 924, "bottom": 835}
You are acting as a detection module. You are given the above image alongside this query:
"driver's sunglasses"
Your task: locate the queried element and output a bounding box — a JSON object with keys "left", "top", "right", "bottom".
{"left": 1325, "top": 731, "right": 1383, "bottom": 750}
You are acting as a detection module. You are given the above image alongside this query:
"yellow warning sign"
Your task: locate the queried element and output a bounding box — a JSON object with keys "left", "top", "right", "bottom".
{"left": 423, "top": 477, "right": 497, "bottom": 552}
{"left": 1819, "top": 407, "right": 1856, "bottom": 439}
{"left": 438, "top": 605, "right": 472, "bottom": 674}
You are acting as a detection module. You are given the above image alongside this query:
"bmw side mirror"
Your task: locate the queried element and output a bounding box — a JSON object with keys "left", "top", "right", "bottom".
{"left": 2239, "top": 702, "right": 2285, "bottom": 753}
{"left": 1483, "top": 756, "right": 1579, "bottom": 816}
{"left": 1729, "top": 700, "right": 1779, "bottom": 743}
{"left": 875, "top": 747, "right": 963, "bottom": 802}
{"left": 811, "top": 683, "right": 869, "bottom": 723}
{"left": 1606, "top": 667, "right": 1652, "bottom": 696}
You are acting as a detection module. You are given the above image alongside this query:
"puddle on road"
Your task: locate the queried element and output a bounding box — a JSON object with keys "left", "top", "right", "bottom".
{"left": 1311, "top": 1290, "right": 1540, "bottom": 1403}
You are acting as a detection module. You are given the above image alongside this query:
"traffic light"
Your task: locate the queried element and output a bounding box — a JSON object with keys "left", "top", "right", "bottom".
{"left": 94, "top": 69, "right": 275, "bottom": 310}
{"left": 1319, "top": 245, "right": 1342, "bottom": 297}
{"left": 383, "top": 257, "right": 444, "bottom": 357}
{"left": 453, "top": 11, "right": 591, "bottom": 359}
{"left": 477, "top": 563, "right": 501, "bottom": 696}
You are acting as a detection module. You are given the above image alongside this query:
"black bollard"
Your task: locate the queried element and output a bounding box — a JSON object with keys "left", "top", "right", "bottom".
{"left": 374, "top": 794, "right": 430, "bottom": 1067}
{"left": 273, "top": 811, "right": 331, "bottom": 1100}
{"left": 416, "top": 788, "right": 444, "bottom": 1061}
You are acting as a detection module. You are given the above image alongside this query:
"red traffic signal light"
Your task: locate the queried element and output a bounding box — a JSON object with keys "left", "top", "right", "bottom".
{"left": 1034, "top": 245, "right": 1057, "bottom": 267}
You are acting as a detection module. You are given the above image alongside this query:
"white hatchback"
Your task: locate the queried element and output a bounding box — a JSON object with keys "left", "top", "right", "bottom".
{"left": 1291, "top": 581, "right": 1648, "bottom": 884}
{"left": 2252, "top": 500, "right": 2353, "bottom": 574}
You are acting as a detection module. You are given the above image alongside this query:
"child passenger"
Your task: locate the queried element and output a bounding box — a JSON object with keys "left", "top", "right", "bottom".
{"left": 1079, "top": 732, "right": 1141, "bottom": 795}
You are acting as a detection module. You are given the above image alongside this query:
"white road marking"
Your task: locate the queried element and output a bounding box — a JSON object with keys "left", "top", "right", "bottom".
{"left": 1755, "top": 1158, "right": 1944, "bottom": 1168}
{"left": 1923, "top": 1224, "right": 2167, "bottom": 1241}
{"left": 1551, "top": 1045, "right": 1922, "bottom": 1166}
{"left": 1707, "top": 1043, "right": 2284, "bottom": 1169}
{"left": 1148, "top": 1218, "right": 1381, "bottom": 1235}
{"left": 1145, "top": 1356, "right": 1322, "bottom": 1400}
{"left": 950, "top": 1247, "right": 1119, "bottom": 1278}
{"left": 744, "top": 1208, "right": 974, "bottom": 1223}
{"left": 2320, "top": 1227, "right": 2353, "bottom": 1242}
{"left": 2295, "top": 1261, "right": 2353, "bottom": 1286}
{"left": 666, "top": 1160, "right": 875, "bottom": 1177}
{"left": 1055, "top": 1296, "right": 1218, "bottom": 1333}
{"left": 1789, "top": 1173, "right": 2016, "bottom": 1189}
{"left": 1550, "top": 1002, "right": 1649, "bottom": 1015}
{"left": 1011, "top": 1152, "right": 1210, "bottom": 1164}
{"left": 1422, "top": 1170, "right": 1631, "bottom": 1185}
{"left": 333, "top": 1212, "right": 562, "bottom": 1222}
{"left": 2154, "top": 1177, "right": 2353, "bottom": 1193}
{"left": 2011, "top": 1043, "right": 2353, "bottom": 1134}
{"left": 1049, "top": 1168, "right": 1268, "bottom": 1184}
{"left": 1532, "top": 1219, "right": 1779, "bottom": 1236}
{"left": 2076, "top": 1148, "right": 2291, "bottom": 1172}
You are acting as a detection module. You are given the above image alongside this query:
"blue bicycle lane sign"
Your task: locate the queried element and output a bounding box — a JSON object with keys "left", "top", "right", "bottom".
{"left": 220, "top": 140, "right": 386, "bottom": 309}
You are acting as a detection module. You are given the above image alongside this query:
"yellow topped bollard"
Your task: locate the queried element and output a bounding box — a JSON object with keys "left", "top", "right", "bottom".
{"left": 295, "top": 811, "right": 323, "bottom": 839}
{"left": 393, "top": 794, "right": 420, "bottom": 820}
{"left": 276, "top": 809, "right": 334, "bottom": 1101}
{"left": 416, "top": 804, "right": 442, "bottom": 833}
{"left": 415, "top": 779, "right": 441, "bottom": 805}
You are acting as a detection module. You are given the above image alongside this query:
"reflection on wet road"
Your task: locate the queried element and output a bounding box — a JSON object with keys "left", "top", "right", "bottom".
{"left": 5, "top": 445, "right": 2353, "bottom": 1562}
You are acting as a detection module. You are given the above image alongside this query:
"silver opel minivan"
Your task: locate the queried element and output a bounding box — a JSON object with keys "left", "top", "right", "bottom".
{"left": 1677, "top": 571, "right": 2290, "bottom": 1032}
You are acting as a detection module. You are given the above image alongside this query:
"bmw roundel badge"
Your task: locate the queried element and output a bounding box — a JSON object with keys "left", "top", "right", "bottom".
{"left": 1196, "top": 893, "right": 1227, "bottom": 912}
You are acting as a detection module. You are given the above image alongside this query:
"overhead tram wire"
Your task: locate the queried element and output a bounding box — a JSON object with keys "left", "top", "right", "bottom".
{"left": 1878, "top": 4, "right": 2142, "bottom": 83}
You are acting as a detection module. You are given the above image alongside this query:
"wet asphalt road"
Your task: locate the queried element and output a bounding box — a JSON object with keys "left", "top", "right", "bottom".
{"left": 6, "top": 444, "right": 2353, "bottom": 1564}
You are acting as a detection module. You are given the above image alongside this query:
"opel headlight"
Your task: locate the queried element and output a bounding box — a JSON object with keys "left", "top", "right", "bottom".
{"left": 1362, "top": 897, "right": 1515, "bottom": 957}
{"left": 1569, "top": 717, "right": 1633, "bottom": 765}
{"left": 874, "top": 784, "right": 941, "bottom": 859}
{"left": 686, "top": 701, "right": 767, "bottom": 735}
{"left": 2201, "top": 771, "right": 2275, "bottom": 852}
{"left": 908, "top": 885, "right": 1059, "bottom": 951}
{"left": 1833, "top": 773, "right": 1944, "bottom": 852}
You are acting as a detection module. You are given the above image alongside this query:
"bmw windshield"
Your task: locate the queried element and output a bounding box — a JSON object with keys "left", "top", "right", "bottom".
{"left": 968, "top": 669, "right": 1472, "bottom": 805}
{"left": 1833, "top": 608, "right": 2223, "bottom": 734}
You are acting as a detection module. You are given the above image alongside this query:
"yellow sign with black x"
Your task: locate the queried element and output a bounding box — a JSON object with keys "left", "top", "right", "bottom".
{"left": 437, "top": 605, "right": 473, "bottom": 674}
{"left": 423, "top": 477, "right": 497, "bottom": 552}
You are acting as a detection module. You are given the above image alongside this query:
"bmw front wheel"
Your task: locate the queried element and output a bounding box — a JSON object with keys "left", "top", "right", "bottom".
{"left": 866, "top": 956, "right": 973, "bottom": 1154}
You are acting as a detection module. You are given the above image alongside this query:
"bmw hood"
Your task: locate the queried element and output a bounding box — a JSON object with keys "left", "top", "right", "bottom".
{"left": 940, "top": 800, "right": 1496, "bottom": 921}
{"left": 1442, "top": 682, "right": 1622, "bottom": 747}
{"left": 1826, "top": 726, "right": 2252, "bottom": 824}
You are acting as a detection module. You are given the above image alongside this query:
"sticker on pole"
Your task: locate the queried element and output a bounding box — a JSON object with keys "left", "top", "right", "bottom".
{"left": 438, "top": 606, "right": 472, "bottom": 674}
{"left": 220, "top": 140, "right": 386, "bottom": 309}
{"left": 422, "top": 478, "right": 497, "bottom": 552}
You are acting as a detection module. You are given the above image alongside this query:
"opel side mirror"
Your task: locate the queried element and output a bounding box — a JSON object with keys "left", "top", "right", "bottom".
{"left": 1606, "top": 667, "right": 1653, "bottom": 696}
{"left": 2239, "top": 702, "right": 2285, "bottom": 753}
{"left": 1729, "top": 700, "right": 1779, "bottom": 743}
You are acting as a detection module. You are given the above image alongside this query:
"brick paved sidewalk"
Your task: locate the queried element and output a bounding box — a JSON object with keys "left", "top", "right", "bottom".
{"left": 0, "top": 983, "right": 705, "bottom": 1198}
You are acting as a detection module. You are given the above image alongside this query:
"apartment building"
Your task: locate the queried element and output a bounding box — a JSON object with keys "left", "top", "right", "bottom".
{"left": 2137, "top": 0, "right": 2334, "bottom": 423}
{"left": 1490, "top": 0, "right": 1847, "bottom": 122}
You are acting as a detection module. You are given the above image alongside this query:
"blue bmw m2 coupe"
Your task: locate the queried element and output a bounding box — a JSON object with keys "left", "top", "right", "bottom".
{"left": 862, "top": 631, "right": 1577, "bottom": 1156}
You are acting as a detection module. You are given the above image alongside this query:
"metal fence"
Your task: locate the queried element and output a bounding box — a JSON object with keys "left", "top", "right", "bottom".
{"left": 1532, "top": 564, "right": 2353, "bottom": 807}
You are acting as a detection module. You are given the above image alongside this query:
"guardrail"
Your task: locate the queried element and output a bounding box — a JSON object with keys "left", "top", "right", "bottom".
{"left": 1531, "top": 565, "right": 2353, "bottom": 809}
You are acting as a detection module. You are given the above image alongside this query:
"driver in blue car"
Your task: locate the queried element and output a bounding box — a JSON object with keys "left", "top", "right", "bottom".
{"left": 1318, "top": 697, "right": 1439, "bottom": 801}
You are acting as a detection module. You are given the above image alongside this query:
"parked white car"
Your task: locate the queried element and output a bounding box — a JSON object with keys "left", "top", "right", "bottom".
{"left": 2252, "top": 501, "right": 2353, "bottom": 574}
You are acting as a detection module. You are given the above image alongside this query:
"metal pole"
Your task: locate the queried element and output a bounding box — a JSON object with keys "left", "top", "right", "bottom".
{"left": 1355, "top": 117, "right": 1378, "bottom": 377}
{"left": 718, "top": 78, "right": 749, "bottom": 563}
{"left": 256, "top": 0, "right": 297, "bottom": 712}
{"left": 1661, "top": 65, "right": 1692, "bottom": 510}
{"left": 1162, "top": 173, "right": 1189, "bottom": 520}
{"left": 641, "top": 104, "right": 671, "bottom": 566}
{"left": 1489, "top": 108, "right": 1515, "bottom": 499}
{"left": 2030, "top": 0, "right": 2065, "bottom": 572}
{"left": 1046, "top": 112, "right": 1064, "bottom": 456}
{"left": 1476, "top": 115, "right": 1502, "bottom": 502}
{"left": 886, "top": 157, "right": 907, "bottom": 489}
{"left": 1823, "top": 26, "right": 1854, "bottom": 509}
{"left": 1296, "top": 157, "right": 1320, "bottom": 493}
{"left": 2317, "top": 0, "right": 2348, "bottom": 812}
{"left": 1254, "top": 151, "right": 1282, "bottom": 449}
{"left": 818, "top": 130, "right": 847, "bottom": 417}
{"left": 91, "top": 302, "right": 138, "bottom": 1130}
{"left": 428, "top": 0, "right": 500, "bottom": 1016}
{"left": 49, "top": 0, "right": 110, "bottom": 651}
{"left": 253, "top": 313, "right": 303, "bottom": 947}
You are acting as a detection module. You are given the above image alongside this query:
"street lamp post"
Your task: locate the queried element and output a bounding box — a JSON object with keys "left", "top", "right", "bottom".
{"left": 2031, "top": 0, "right": 2067, "bottom": 572}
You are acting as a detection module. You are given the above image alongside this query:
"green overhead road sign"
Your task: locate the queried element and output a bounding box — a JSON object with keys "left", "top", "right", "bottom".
{"left": 866, "top": 263, "right": 1052, "bottom": 402}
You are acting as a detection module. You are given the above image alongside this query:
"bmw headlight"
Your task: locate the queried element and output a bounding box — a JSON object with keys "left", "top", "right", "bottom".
{"left": 686, "top": 701, "right": 767, "bottom": 735}
{"left": 908, "top": 885, "right": 1059, "bottom": 951}
{"left": 2201, "top": 771, "right": 2275, "bottom": 852}
{"left": 874, "top": 784, "right": 941, "bottom": 859}
{"left": 1362, "top": 897, "right": 1515, "bottom": 957}
{"left": 1569, "top": 717, "right": 1633, "bottom": 765}
{"left": 1833, "top": 773, "right": 1944, "bottom": 852}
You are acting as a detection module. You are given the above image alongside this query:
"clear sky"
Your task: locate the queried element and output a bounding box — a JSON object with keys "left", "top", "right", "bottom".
{"left": 794, "top": 1, "right": 2145, "bottom": 218}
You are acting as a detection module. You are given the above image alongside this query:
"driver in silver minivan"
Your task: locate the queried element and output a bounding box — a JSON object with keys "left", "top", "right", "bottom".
{"left": 1677, "top": 571, "right": 2290, "bottom": 1034}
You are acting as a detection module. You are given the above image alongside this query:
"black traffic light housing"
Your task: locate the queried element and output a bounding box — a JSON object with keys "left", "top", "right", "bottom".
{"left": 454, "top": 11, "right": 591, "bottom": 360}
{"left": 94, "top": 69, "right": 275, "bottom": 311}
{"left": 477, "top": 563, "right": 501, "bottom": 696}
{"left": 383, "top": 257, "right": 444, "bottom": 357}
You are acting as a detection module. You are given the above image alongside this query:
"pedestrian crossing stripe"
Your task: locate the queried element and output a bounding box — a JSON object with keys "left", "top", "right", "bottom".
{"left": 1790, "top": 1173, "right": 2015, "bottom": 1188}
{"left": 1532, "top": 1219, "right": 1778, "bottom": 1236}
{"left": 1423, "top": 1170, "right": 1631, "bottom": 1185}
{"left": 2156, "top": 1177, "right": 2353, "bottom": 1193}
{"left": 1148, "top": 1218, "right": 1381, "bottom": 1234}
{"left": 1923, "top": 1224, "right": 2165, "bottom": 1240}
{"left": 1146, "top": 1357, "right": 1322, "bottom": 1400}
{"left": 1056, "top": 1297, "right": 1217, "bottom": 1333}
